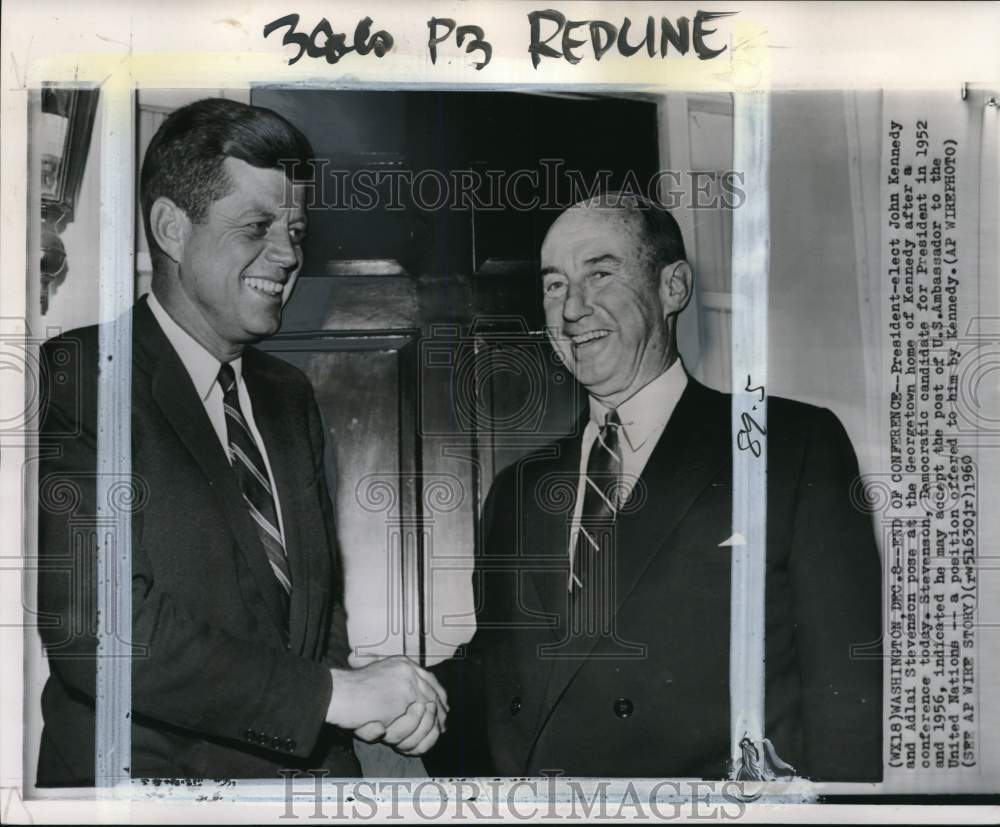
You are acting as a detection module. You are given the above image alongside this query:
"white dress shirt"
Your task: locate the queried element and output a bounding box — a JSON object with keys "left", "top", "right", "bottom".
{"left": 568, "top": 358, "right": 688, "bottom": 587}
{"left": 147, "top": 291, "right": 287, "bottom": 544}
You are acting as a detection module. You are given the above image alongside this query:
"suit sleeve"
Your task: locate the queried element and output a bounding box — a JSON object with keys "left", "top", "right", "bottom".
{"left": 787, "top": 407, "right": 884, "bottom": 781}
{"left": 37, "top": 341, "right": 333, "bottom": 760}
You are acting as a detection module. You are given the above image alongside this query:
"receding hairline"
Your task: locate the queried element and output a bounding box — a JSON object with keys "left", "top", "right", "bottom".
{"left": 544, "top": 199, "right": 677, "bottom": 265}
{"left": 546, "top": 198, "right": 642, "bottom": 236}
{"left": 564, "top": 194, "right": 666, "bottom": 233}
{"left": 580, "top": 192, "right": 685, "bottom": 268}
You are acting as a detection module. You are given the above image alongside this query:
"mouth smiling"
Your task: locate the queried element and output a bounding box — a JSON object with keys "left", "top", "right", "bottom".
{"left": 242, "top": 276, "right": 285, "bottom": 298}
{"left": 570, "top": 329, "right": 611, "bottom": 350}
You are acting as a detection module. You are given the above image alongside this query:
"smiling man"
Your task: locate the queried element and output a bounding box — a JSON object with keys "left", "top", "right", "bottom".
{"left": 430, "top": 194, "right": 883, "bottom": 781}
{"left": 36, "top": 98, "right": 446, "bottom": 785}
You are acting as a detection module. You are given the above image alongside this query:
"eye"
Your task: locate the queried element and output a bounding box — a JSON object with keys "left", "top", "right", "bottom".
{"left": 543, "top": 277, "right": 567, "bottom": 297}
{"left": 246, "top": 221, "right": 269, "bottom": 238}
{"left": 289, "top": 226, "right": 308, "bottom": 245}
{"left": 590, "top": 270, "right": 611, "bottom": 281}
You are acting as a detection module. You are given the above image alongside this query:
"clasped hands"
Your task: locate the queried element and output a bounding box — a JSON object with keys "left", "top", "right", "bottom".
{"left": 326, "top": 655, "right": 448, "bottom": 756}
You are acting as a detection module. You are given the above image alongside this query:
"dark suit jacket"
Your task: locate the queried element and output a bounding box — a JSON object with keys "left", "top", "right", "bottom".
{"left": 36, "top": 297, "right": 360, "bottom": 785}
{"left": 428, "top": 378, "right": 883, "bottom": 781}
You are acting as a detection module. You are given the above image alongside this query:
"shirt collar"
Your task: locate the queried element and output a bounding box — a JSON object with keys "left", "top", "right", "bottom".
{"left": 588, "top": 358, "right": 689, "bottom": 452}
{"left": 146, "top": 290, "right": 243, "bottom": 401}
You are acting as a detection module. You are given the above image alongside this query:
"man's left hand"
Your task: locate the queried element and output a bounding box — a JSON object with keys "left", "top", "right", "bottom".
{"left": 354, "top": 701, "right": 444, "bottom": 756}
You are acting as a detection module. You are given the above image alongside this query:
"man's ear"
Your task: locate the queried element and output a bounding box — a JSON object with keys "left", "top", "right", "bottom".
{"left": 148, "top": 196, "right": 190, "bottom": 264}
{"left": 658, "top": 260, "right": 693, "bottom": 317}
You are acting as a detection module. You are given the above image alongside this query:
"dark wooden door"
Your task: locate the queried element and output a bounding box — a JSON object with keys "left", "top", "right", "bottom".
{"left": 252, "top": 88, "right": 661, "bottom": 668}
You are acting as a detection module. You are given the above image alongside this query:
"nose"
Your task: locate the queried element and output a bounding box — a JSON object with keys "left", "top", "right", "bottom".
{"left": 264, "top": 227, "right": 299, "bottom": 270}
{"left": 562, "top": 280, "right": 591, "bottom": 323}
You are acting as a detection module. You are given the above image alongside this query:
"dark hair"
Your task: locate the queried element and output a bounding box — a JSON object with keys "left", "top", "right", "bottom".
{"left": 579, "top": 191, "right": 687, "bottom": 276}
{"left": 139, "top": 97, "right": 313, "bottom": 267}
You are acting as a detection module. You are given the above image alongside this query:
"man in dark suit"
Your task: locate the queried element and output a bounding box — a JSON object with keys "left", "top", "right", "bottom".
{"left": 36, "top": 98, "right": 446, "bottom": 786}
{"left": 430, "top": 195, "right": 882, "bottom": 781}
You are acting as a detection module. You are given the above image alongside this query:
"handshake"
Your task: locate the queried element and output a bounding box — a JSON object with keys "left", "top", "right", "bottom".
{"left": 325, "top": 656, "right": 448, "bottom": 756}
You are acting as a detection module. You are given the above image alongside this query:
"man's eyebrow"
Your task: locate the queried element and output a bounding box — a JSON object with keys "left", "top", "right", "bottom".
{"left": 233, "top": 206, "right": 277, "bottom": 221}
{"left": 231, "top": 206, "right": 308, "bottom": 225}
{"left": 583, "top": 253, "right": 622, "bottom": 266}
{"left": 540, "top": 265, "right": 564, "bottom": 278}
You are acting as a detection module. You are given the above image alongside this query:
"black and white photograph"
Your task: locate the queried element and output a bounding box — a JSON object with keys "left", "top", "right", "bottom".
{"left": 0, "top": 1, "right": 997, "bottom": 823}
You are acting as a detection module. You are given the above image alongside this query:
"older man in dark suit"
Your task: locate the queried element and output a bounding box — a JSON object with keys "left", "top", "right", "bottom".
{"left": 36, "top": 98, "right": 446, "bottom": 786}
{"left": 429, "top": 195, "right": 883, "bottom": 781}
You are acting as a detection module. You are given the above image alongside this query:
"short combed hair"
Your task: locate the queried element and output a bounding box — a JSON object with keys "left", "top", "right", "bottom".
{"left": 578, "top": 191, "right": 688, "bottom": 277}
{"left": 139, "top": 97, "right": 313, "bottom": 265}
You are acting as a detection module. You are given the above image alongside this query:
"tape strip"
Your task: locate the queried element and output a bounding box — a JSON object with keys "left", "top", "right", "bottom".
{"left": 729, "top": 90, "right": 770, "bottom": 768}
{"left": 95, "top": 78, "right": 134, "bottom": 794}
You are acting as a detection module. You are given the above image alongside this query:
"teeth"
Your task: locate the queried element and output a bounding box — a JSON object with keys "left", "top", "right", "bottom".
{"left": 571, "top": 330, "right": 610, "bottom": 345}
{"left": 244, "top": 277, "right": 283, "bottom": 296}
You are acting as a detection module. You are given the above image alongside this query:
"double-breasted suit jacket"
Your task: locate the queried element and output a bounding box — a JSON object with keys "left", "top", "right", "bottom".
{"left": 37, "top": 296, "right": 360, "bottom": 785}
{"left": 431, "top": 378, "right": 883, "bottom": 781}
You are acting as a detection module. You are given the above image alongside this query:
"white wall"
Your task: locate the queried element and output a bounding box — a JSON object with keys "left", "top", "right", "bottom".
{"left": 657, "top": 91, "right": 879, "bottom": 471}
{"left": 765, "top": 91, "right": 880, "bottom": 473}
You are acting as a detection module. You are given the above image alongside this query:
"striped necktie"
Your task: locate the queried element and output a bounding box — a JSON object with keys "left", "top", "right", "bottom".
{"left": 218, "top": 363, "right": 292, "bottom": 606}
{"left": 571, "top": 408, "right": 623, "bottom": 593}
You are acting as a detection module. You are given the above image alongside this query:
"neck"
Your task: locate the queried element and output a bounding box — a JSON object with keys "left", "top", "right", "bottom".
{"left": 151, "top": 279, "right": 244, "bottom": 363}
{"left": 591, "top": 347, "right": 679, "bottom": 410}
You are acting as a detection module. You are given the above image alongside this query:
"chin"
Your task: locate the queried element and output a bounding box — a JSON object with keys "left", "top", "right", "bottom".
{"left": 576, "top": 374, "right": 614, "bottom": 395}
{"left": 244, "top": 317, "right": 282, "bottom": 341}
{"left": 574, "top": 361, "right": 614, "bottom": 389}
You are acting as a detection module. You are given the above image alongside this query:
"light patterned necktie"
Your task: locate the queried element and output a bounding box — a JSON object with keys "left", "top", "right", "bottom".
{"left": 572, "top": 408, "right": 623, "bottom": 592}
{"left": 218, "top": 363, "right": 292, "bottom": 611}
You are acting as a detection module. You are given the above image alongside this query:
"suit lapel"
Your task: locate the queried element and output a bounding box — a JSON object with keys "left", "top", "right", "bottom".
{"left": 134, "top": 300, "right": 289, "bottom": 640}
{"left": 534, "top": 380, "right": 731, "bottom": 734}
{"left": 511, "top": 433, "right": 582, "bottom": 758}
{"left": 242, "top": 351, "right": 313, "bottom": 654}
{"left": 612, "top": 379, "right": 730, "bottom": 623}
{"left": 524, "top": 431, "right": 584, "bottom": 632}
